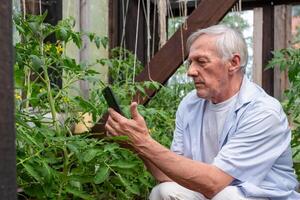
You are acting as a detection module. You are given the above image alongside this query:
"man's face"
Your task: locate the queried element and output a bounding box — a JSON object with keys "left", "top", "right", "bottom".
{"left": 187, "top": 35, "right": 230, "bottom": 103}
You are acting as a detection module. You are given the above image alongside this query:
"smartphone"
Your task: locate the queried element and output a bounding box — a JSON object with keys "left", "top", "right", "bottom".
{"left": 102, "top": 86, "right": 124, "bottom": 116}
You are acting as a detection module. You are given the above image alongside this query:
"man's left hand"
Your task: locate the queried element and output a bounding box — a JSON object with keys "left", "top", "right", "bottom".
{"left": 105, "top": 102, "right": 150, "bottom": 146}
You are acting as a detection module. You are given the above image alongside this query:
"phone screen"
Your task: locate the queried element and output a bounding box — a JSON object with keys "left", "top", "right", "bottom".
{"left": 102, "top": 86, "right": 124, "bottom": 116}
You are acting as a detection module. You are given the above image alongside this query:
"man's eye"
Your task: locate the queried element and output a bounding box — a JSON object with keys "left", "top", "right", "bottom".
{"left": 197, "top": 60, "right": 207, "bottom": 66}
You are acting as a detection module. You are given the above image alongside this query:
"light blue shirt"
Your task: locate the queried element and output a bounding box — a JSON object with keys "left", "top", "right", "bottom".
{"left": 171, "top": 77, "right": 300, "bottom": 199}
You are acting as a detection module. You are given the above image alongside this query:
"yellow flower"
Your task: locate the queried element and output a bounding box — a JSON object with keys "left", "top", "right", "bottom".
{"left": 62, "top": 96, "right": 70, "bottom": 103}
{"left": 44, "top": 44, "right": 52, "bottom": 53}
{"left": 39, "top": 88, "right": 46, "bottom": 93}
{"left": 56, "top": 44, "right": 63, "bottom": 54}
{"left": 15, "top": 93, "right": 22, "bottom": 100}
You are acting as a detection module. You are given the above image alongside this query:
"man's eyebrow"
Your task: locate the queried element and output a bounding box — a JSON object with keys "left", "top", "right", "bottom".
{"left": 198, "top": 56, "right": 209, "bottom": 60}
{"left": 190, "top": 55, "right": 210, "bottom": 61}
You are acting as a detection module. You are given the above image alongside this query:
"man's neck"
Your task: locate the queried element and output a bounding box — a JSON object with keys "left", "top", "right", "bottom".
{"left": 211, "top": 75, "right": 243, "bottom": 104}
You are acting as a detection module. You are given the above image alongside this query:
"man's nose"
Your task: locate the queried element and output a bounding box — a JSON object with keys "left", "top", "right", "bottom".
{"left": 187, "top": 63, "right": 198, "bottom": 77}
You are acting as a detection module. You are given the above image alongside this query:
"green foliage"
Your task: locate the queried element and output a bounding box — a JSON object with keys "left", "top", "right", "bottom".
{"left": 267, "top": 47, "right": 300, "bottom": 179}
{"left": 17, "top": 130, "right": 154, "bottom": 200}
{"left": 14, "top": 13, "right": 157, "bottom": 200}
{"left": 14, "top": 12, "right": 195, "bottom": 199}
{"left": 98, "top": 48, "right": 144, "bottom": 86}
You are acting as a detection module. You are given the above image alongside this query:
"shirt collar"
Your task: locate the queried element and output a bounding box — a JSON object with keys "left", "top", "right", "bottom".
{"left": 234, "top": 76, "right": 259, "bottom": 112}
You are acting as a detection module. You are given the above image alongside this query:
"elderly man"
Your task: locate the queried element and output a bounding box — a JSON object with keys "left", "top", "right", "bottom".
{"left": 105, "top": 25, "right": 300, "bottom": 200}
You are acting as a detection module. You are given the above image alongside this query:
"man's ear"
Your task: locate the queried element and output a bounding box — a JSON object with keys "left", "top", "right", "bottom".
{"left": 228, "top": 54, "right": 241, "bottom": 74}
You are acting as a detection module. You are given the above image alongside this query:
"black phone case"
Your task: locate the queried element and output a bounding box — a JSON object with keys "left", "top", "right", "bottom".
{"left": 102, "top": 86, "right": 124, "bottom": 115}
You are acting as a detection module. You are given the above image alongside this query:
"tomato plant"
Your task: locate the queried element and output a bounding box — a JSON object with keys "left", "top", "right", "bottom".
{"left": 14, "top": 12, "right": 194, "bottom": 199}
{"left": 268, "top": 45, "right": 300, "bottom": 180}
{"left": 14, "top": 13, "right": 156, "bottom": 200}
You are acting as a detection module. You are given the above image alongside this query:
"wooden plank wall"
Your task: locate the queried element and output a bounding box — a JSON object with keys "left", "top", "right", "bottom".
{"left": 274, "top": 5, "right": 292, "bottom": 100}
{"left": 0, "top": 1, "right": 17, "bottom": 199}
{"left": 253, "top": 3, "right": 293, "bottom": 98}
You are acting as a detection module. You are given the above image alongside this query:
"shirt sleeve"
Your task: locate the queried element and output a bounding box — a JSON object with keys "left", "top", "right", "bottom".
{"left": 170, "top": 100, "right": 185, "bottom": 155}
{"left": 213, "top": 104, "right": 291, "bottom": 184}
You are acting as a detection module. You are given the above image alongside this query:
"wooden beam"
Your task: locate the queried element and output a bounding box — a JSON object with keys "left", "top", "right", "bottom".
{"left": 169, "top": 0, "right": 300, "bottom": 15}
{"left": 242, "top": 0, "right": 300, "bottom": 10}
{"left": 274, "top": 5, "right": 291, "bottom": 100}
{"left": 262, "top": 5, "right": 274, "bottom": 96}
{"left": 0, "top": 1, "right": 17, "bottom": 199}
{"left": 170, "top": 0, "right": 201, "bottom": 16}
{"left": 134, "top": 0, "right": 238, "bottom": 104}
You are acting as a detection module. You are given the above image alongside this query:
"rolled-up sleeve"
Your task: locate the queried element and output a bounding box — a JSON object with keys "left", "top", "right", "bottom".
{"left": 213, "top": 104, "right": 291, "bottom": 184}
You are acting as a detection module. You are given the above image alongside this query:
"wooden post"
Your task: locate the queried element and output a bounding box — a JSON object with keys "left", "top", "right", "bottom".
{"left": 108, "top": 0, "right": 120, "bottom": 52}
{"left": 108, "top": 0, "right": 159, "bottom": 67}
{"left": 274, "top": 5, "right": 292, "bottom": 100}
{"left": 79, "top": 0, "right": 90, "bottom": 99}
{"left": 0, "top": 1, "right": 17, "bottom": 199}
{"left": 44, "top": 0, "right": 63, "bottom": 28}
{"left": 262, "top": 4, "right": 274, "bottom": 96}
{"left": 45, "top": 0, "right": 63, "bottom": 88}
{"left": 253, "top": 7, "right": 263, "bottom": 86}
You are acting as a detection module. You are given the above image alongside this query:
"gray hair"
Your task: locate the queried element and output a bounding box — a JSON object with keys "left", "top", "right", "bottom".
{"left": 186, "top": 24, "right": 248, "bottom": 68}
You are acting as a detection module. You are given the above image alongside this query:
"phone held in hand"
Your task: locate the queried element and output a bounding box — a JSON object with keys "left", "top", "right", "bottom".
{"left": 102, "top": 86, "right": 124, "bottom": 116}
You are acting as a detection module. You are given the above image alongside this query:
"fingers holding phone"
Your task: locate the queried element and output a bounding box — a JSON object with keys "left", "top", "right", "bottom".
{"left": 102, "top": 86, "right": 124, "bottom": 116}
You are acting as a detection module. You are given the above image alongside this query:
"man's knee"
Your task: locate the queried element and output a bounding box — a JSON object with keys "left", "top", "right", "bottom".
{"left": 149, "top": 182, "right": 178, "bottom": 200}
{"left": 212, "top": 186, "right": 240, "bottom": 200}
{"left": 149, "top": 182, "right": 206, "bottom": 200}
{"left": 211, "top": 186, "right": 268, "bottom": 200}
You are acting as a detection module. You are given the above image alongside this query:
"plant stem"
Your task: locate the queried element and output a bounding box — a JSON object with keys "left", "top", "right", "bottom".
{"left": 58, "top": 146, "right": 69, "bottom": 200}
{"left": 17, "top": 148, "right": 44, "bottom": 166}
{"left": 43, "top": 66, "right": 59, "bottom": 131}
{"left": 25, "top": 67, "right": 31, "bottom": 109}
{"left": 54, "top": 73, "right": 80, "bottom": 100}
